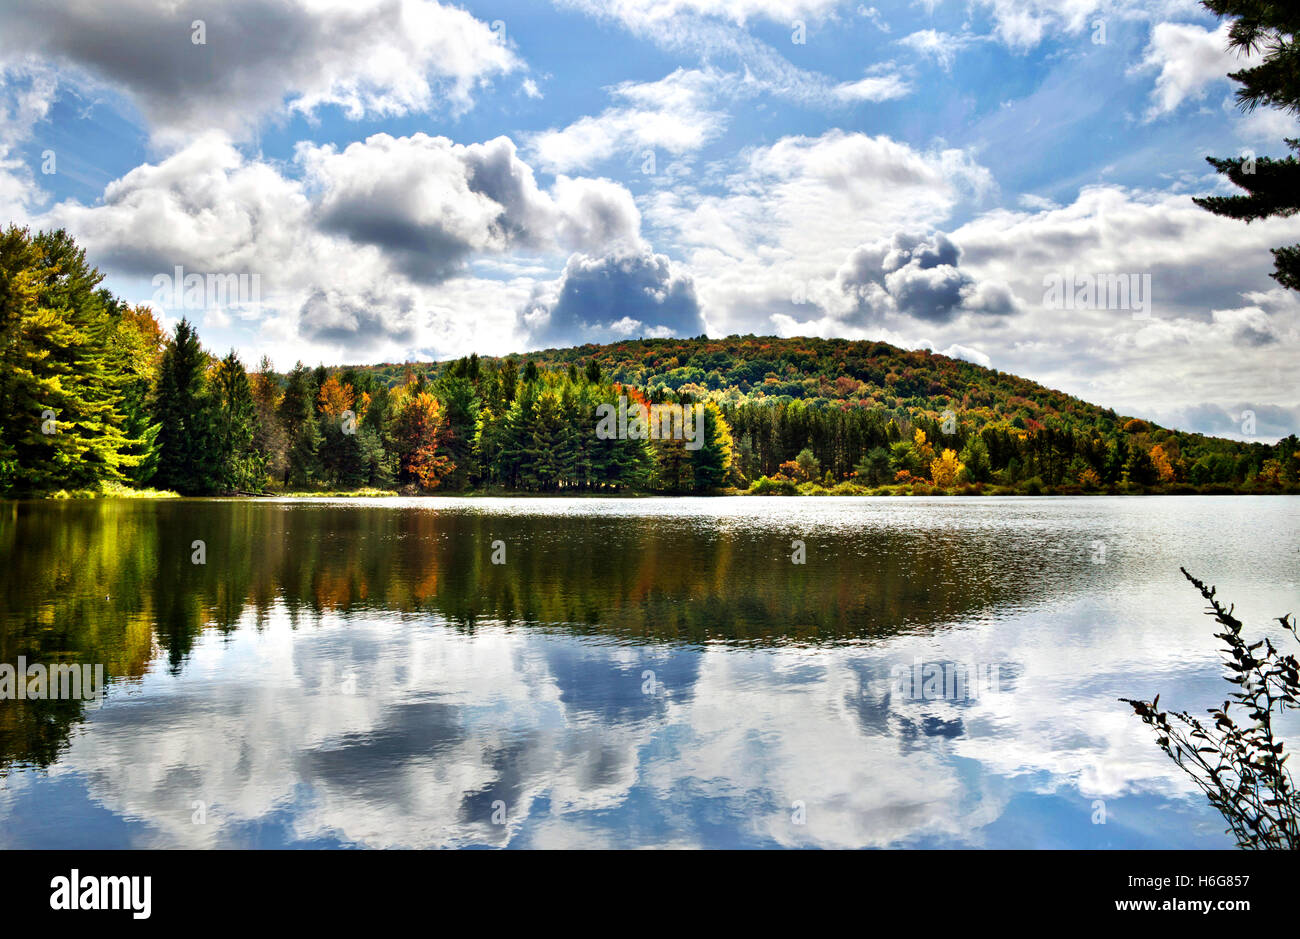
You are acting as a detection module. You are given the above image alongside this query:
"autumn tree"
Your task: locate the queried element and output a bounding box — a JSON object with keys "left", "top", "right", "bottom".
{"left": 251, "top": 356, "right": 287, "bottom": 485}
{"left": 930, "top": 448, "right": 964, "bottom": 488}
{"left": 391, "top": 382, "right": 454, "bottom": 490}
{"left": 1150, "top": 444, "right": 1177, "bottom": 483}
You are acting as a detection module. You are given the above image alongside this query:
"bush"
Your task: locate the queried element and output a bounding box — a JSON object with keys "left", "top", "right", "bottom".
{"left": 749, "top": 475, "right": 798, "bottom": 495}
{"left": 1123, "top": 570, "right": 1299, "bottom": 849}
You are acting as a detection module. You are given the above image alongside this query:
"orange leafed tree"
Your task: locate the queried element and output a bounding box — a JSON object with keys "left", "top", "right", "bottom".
{"left": 1150, "top": 444, "right": 1176, "bottom": 483}
{"left": 392, "top": 388, "right": 454, "bottom": 490}
{"left": 317, "top": 374, "right": 355, "bottom": 418}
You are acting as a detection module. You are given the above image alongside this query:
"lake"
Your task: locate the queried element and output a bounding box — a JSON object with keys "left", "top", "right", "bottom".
{"left": 1, "top": 495, "right": 1297, "bottom": 849}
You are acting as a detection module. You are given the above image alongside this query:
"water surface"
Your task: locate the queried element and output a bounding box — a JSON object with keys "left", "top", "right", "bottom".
{"left": 1, "top": 495, "right": 1297, "bottom": 848}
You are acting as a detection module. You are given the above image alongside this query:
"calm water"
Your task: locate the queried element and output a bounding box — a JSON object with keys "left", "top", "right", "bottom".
{"left": 1, "top": 496, "right": 1297, "bottom": 849}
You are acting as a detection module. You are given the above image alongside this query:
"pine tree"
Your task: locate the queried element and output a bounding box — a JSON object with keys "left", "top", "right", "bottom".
{"left": 279, "top": 362, "right": 321, "bottom": 487}
{"left": 0, "top": 226, "right": 140, "bottom": 493}
{"left": 854, "top": 446, "right": 893, "bottom": 486}
{"left": 152, "top": 318, "right": 217, "bottom": 494}
{"left": 1194, "top": 0, "right": 1300, "bottom": 289}
{"left": 692, "top": 401, "right": 736, "bottom": 490}
{"left": 211, "top": 351, "right": 262, "bottom": 492}
{"left": 433, "top": 374, "right": 480, "bottom": 489}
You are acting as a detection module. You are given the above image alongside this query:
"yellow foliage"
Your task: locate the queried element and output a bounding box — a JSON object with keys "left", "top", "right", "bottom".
{"left": 930, "top": 448, "right": 963, "bottom": 488}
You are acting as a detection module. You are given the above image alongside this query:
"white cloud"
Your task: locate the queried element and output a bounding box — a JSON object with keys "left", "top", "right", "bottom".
{"left": 555, "top": 0, "right": 910, "bottom": 110}
{"left": 38, "top": 131, "right": 650, "bottom": 364}
{"left": 527, "top": 69, "right": 729, "bottom": 173}
{"left": 940, "top": 343, "right": 992, "bottom": 366}
{"left": 1135, "top": 21, "right": 1257, "bottom": 120}
{"left": 643, "top": 130, "right": 996, "bottom": 334}
{"left": 832, "top": 72, "right": 913, "bottom": 102}
{"left": 556, "top": 0, "right": 843, "bottom": 29}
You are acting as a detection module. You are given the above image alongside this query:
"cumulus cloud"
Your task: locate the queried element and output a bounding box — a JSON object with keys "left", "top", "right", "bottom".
{"left": 837, "top": 232, "right": 1019, "bottom": 323}
{"left": 952, "top": 184, "right": 1300, "bottom": 318}
{"left": 49, "top": 131, "right": 642, "bottom": 284}
{"left": 523, "top": 249, "right": 704, "bottom": 347}
{"left": 304, "top": 134, "right": 550, "bottom": 283}
{"left": 0, "top": 0, "right": 521, "bottom": 140}
{"left": 1134, "top": 21, "right": 1258, "bottom": 120}
{"left": 642, "top": 130, "right": 996, "bottom": 334}
{"left": 37, "top": 130, "right": 647, "bottom": 362}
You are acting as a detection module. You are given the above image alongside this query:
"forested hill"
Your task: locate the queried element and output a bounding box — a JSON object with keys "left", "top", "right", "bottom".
{"left": 361, "top": 335, "right": 1148, "bottom": 439}
{"left": 343, "top": 334, "right": 1297, "bottom": 495}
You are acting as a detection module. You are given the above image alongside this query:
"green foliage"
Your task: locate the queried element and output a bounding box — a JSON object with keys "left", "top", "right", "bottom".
{"left": 0, "top": 226, "right": 141, "bottom": 495}
{"left": 211, "top": 351, "right": 264, "bottom": 492}
{"left": 151, "top": 318, "right": 217, "bottom": 495}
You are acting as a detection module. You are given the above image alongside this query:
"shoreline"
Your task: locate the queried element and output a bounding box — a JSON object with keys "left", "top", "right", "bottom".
{"left": 16, "top": 486, "right": 1300, "bottom": 502}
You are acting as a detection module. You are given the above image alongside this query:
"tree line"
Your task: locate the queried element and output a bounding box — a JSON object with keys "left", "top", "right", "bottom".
{"left": 2, "top": 224, "right": 1296, "bottom": 498}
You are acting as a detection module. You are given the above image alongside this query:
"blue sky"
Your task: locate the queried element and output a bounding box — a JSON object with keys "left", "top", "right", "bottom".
{"left": 1, "top": 0, "right": 1297, "bottom": 438}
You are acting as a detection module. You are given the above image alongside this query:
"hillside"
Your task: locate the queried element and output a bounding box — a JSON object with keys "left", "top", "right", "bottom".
{"left": 346, "top": 335, "right": 1298, "bottom": 495}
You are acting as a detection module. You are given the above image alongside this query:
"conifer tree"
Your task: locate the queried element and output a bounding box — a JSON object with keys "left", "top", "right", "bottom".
{"left": 152, "top": 318, "right": 217, "bottom": 494}
{"left": 0, "top": 226, "right": 139, "bottom": 493}
{"left": 211, "top": 351, "right": 263, "bottom": 492}
{"left": 1194, "top": 0, "right": 1300, "bottom": 289}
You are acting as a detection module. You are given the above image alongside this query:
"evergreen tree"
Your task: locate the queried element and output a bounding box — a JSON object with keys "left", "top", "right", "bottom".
{"left": 211, "top": 351, "right": 263, "bottom": 492}
{"left": 433, "top": 374, "right": 480, "bottom": 489}
{"left": 279, "top": 362, "right": 321, "bottom": 487}
{"left": 692, "top": 401, "right": 736, "bottom": 490}
{"left": 152, "top": 318, "right": 217, "bottom": 495}
{"left": 0, "top": 226, "right": 139, "bottom": 493}
{"left": 854, "top": 446, "right": 893, "bottom": 486}
{"left": 1194, "top": 0, "right": 1300, "bottom": 289}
